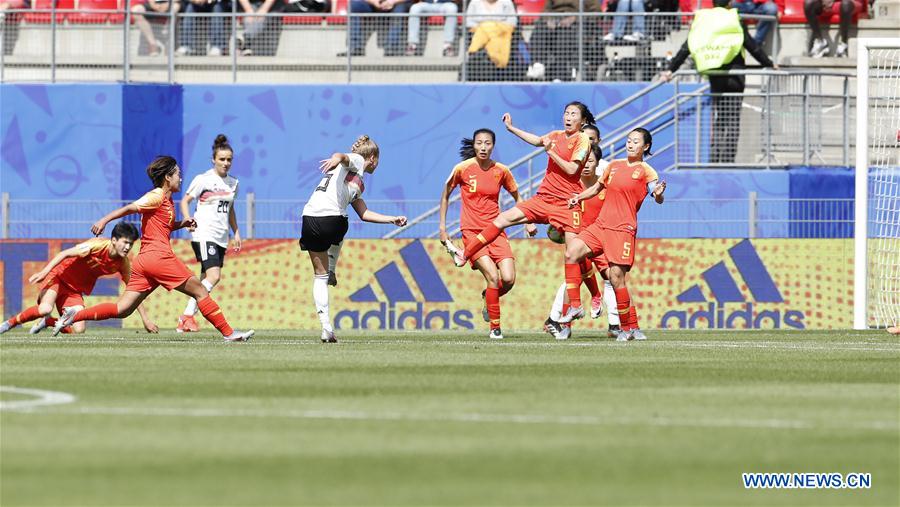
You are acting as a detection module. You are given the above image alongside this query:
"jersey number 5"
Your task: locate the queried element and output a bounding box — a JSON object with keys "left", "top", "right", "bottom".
{"left": 316, "top": 174, "right": 334, "bottom": 192}
{"left": 622, "top": 242, "right": 631, "bottom": 259}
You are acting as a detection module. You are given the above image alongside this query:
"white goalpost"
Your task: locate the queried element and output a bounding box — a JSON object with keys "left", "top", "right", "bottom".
{"left": 854, "top": 38, "right": 900, "bottom": 330}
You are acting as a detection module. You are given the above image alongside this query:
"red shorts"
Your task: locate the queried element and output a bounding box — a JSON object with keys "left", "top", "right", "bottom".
{"left": 126, "top": 249, "right": 194, "bottom": 293}
{"left": 516, "top": 193, "right": 582, "bottom": 235}
{"left": 579, "top": 223, "right": 636, "bottom": 268}
{"left": 591, "top": 250, "right": 609, "bottom": 274}
{"left": 40, "top": 277, "right": 85, "bottom": 314}
{"left": 463, "top": 230, "right": 514, "bottom": 268}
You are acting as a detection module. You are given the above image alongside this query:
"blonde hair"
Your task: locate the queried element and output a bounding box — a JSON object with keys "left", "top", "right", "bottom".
{"left": 350, "top": 135, "right": 379, "bottom": 159}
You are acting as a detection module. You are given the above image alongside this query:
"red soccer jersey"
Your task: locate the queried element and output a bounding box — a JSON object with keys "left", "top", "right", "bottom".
{"left": 134, "top": 188, "right": 176, "bottom": 253}
{"left": 597, "top": 159, "right": 659, "bottom": 234}
{"left": 536, "top": 130, "right": 591, "bottom": 200}
{"left": 448, "top": 158, "right": 518, "bottom": 231}
{"left": 580, "top": 179, "right": 606, "bottom": 226}
{"left": 52, "top": 238, "right": 131, "bottom": 294}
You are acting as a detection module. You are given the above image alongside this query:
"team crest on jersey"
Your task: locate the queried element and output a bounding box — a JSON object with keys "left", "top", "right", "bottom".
{"left": 208, "top": 245, "right": 217, "bottom": 255}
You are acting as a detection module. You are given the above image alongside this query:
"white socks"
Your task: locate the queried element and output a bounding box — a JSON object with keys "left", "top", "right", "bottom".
{"left": 313, "top": 274, "right": 332, "bottom": 332}
{"left": 184, "top": 278, "right": 216, "bottom": 316}
{"left": 604, "top": 280, "right": 620, "bottom": 325}
{"left": 550, "top": 282, "right": 566, "bottom": 321}
{"left": 327, "top": 242, "right": 342, "bottom": 273}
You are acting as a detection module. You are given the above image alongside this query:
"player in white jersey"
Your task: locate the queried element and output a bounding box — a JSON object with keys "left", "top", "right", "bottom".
{"left": 301, "top": 135, "right": 407, "bottom": 343}
{"left": 176, "top": 134, "right": 241, "bottom": 332}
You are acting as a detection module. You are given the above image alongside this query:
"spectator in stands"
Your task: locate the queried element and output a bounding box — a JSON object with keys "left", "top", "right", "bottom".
{"left": 238, "top": 0, "right": 283, "bottom": 55}
{"left": 731, "top": 0, "right": 779, "bottom": 44}
{"left": 661, "top": 0, "right": 777, "bottom": 164}
{"left": 602, "top": 0, "right": 647, "bottom": 42}
{"left": 0, "top": 0, "right": 28, "bottom": 56}
{"left": 526, "top": 0, "right": 602, "bottom": 81}
{"left": 340, "top": 0, "right": 411, "bottom": 57}
{"left": 463, "top": 0, "right": 519, "bottom": 80}
{"left": 405, "top": 0, "right": 459, "bottom": 57}
{"left": 132, "top": 0, "right": 182, "bottom": 56}
{"left": 805, "top": 0, "right": 855, "bottom": 57}
{"left": 177, "top": 0, "right": 232, "bottom": 56}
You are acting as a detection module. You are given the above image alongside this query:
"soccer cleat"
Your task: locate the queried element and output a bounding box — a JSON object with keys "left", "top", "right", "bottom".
{"left": 321, "top": 329, "right": 338, "bottom": 343}
{"left": 442, "top": 240, "right": 467, "bottom": 267}
{"left": 810, "top": 38, "right": 829, "bottom": 58}
{"left": 0, "top": 321, "right": 10, "bottom": 335}
{"left": 590, "top": 295, "right": 604, "bottom": 319}
{"left": 835, "top": 41, "right": 848, "bottom": 58}
{"left": 544, "top": 317, "right": 563, "bottom": 339}
{"left": 631, "top": 329, "right": 647, "bottom": 341}
{"left": 489, "top": 328, "right": 504, "bottom": 340}
{"left": 558, "top": 324, "right": 571, "bottom": 341}
{"left": 327, "top": 270, "right": 338, "bottom": 287}
{"left": 52, "top": 307, "right": 78, "bottom": 336}
{"left": 607, "top": 324, "right": 621, "bottom": 338}
{"left": 615, "top": 329, "right": 632, "bottom": 342}
{"left": 558, "top": 305, "right": 585, "bottom": 324}
{"left": 224, "top": 329, "right": 254, "bottom": 342}
{"left": 176, "top": 314, "right": 200, "bottom": 333}
{"left": 29, "top": 317, "right": 49, "bottom": 335}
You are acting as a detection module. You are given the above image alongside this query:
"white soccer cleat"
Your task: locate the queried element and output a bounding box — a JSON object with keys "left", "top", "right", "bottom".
{"left": 631, "top": 329, "right": 647, "bottom": 341}
{"left": 557, "top": 324, "right": 571, "bottom": 341}
{"left": 557, "top": 305, "right": 585, "bottom": 324}
{"left": 590, "top": 295, "right": 604, "bottom": 319}
{"left": 29, "top": 317, "right": 49, "bottom": 335}
{"left": 52, "top": 307, "right": 78, "bottom": 336}
{"left": 321, "top": 329, "right": 337, "bottom": 343}
{"left": 544, "top": 318, "right": 563, "bottom": 339}
{"left": 224, "top": 329, "right": 254, "bottom": 342}
{"left": 489, "top": 328, "right": 504, "bottom": 340}
{"left": 0, "top": 321, "right": 11, "bottom": 335}
{"left": 442, "top": 241, "right": 467, "bottom": 268}
{"left": 615, "top": 329, "right": 632, "bottom": 342}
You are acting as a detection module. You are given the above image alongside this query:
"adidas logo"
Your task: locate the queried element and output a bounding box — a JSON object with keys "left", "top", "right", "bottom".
{"left": 335, "top": 241, "right": 475, "bottom": 330}
{"left": 660, "top": 239, "right": 805, "bottom": 329}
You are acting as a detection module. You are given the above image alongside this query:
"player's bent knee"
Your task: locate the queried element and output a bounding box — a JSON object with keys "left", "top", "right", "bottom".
{"left": 37, "top": 304, "right": 54, "bottom": 316}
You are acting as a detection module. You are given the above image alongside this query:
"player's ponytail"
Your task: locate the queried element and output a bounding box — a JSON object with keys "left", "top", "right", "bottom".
{"left": 458, "top": 128, "right": 496, "bottom": 161}
{"left": 566, "top": 101, "right": 596, "bottom": 127}
{"left": 146, "top": 155, "right": 179, "bottom": 188}
{"left": 212, "top": 134, "right": 232, "bottom": 157}
{"left": 631, "top": 128, "right": 653, "bottom": 156}
{"left": 351, "top": 135, "right": 379, "bottom": 160}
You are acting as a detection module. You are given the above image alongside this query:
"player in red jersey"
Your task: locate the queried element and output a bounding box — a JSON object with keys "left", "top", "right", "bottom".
{"left": 52, "top": 156, "right": 254, "bottom": 342}
{"left": 0, "top": 222, "right": 158, "bottom": 335}
{"left": 561, "top": 128, "right": 666, "bottom": 341}
{"left": 439, "top": 128, "right": 537, "bottom": 340}
{"left": 444, "top": 102, "right": 594, "bottom": 271}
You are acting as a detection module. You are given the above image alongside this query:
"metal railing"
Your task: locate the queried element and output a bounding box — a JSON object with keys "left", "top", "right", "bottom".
{"left": 1, "top": 8, "right": 779, "bottom": 83}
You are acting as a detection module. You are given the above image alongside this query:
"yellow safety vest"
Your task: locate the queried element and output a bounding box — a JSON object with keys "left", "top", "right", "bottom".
{"left": 687, "top": 7, "right": 745, "bottom": 73}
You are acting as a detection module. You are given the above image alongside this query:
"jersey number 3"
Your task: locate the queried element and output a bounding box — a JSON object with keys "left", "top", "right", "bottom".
{"left": 316, "top": 174, "right": 334, "bottom": 192}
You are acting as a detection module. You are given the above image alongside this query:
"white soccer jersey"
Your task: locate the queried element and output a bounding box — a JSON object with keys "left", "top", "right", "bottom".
{"left": 185, "top": 169, "right": 239, "bottom": 247}
{"left": 302, "top": 153, "right": 366, "bottom": 218}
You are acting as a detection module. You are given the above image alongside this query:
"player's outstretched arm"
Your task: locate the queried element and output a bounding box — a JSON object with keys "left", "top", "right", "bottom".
{"left": 351, "top": 199, "right": 407, "bottom": 226}
{"left": 319, "top": 153, "right": 349, "bottom": 173}
{"left": 650, "top": 180, "right": 666, "bottom": 204}
{"left": 92, "top": 203, "right": 140, "bottom": 236}
{"left": 27, "top": 246, "right": 83, "bottom": 284}
{"left": 180, "top": 193, "right": 195, "bottom": 227}
{"left": 136, "top": 303, "right": 158, "bottom": 333}
{"left": 502, "top": 113, "right": 543, "bottom": 147}
{"left": 569, "top": 180, "right": 605, "bottom": 207}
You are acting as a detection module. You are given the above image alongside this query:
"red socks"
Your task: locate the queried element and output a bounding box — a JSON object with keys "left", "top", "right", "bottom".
{"left": 464, "top": 223, "right": 502, "bottom": 260}
{"left": 565, "top": 263, "right": 583, "bottom": 308}
{"left": 580, "top": 259, "right": 600, "bottom": 298}
{"left": 72, "top": 302, "right": 119, "bottom": 323}
{"left": 614, "top": 286, "right": 638, "bottom": 330}
{"left": 485, "top": 287, "right": 501, "bottom": 330}
{"left": 7, "top": 305, "right": 41, "bottom": 327}
{"left": 197, "top": 296, "right": 234, "bottom": 337}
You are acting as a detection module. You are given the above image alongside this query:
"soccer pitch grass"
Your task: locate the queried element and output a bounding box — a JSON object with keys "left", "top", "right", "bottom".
{"left": 1, "top": 329, "right": 897, "bottom": 506}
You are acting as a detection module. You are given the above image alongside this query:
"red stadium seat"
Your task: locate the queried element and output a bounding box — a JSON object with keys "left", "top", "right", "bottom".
{"left": 24, "top": 0, "right": 74, "bottom": 23}
{"left": 781, "top": 0, "right": 866, "bottom": 24}
{"left": 68, "top": 0, "right": 123, "bottom": 23}
{"left": 514, "top": 0, "right": 544, "bottom": 24}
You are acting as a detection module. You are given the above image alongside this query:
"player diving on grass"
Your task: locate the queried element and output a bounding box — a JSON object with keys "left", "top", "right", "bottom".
{"left": 302, "top": 135, "right": 408, "bottom": 343}
{"left": 439, "top": 128, "right": 537, "bottom": 340}
{"left": 0, "top": 222, "right": 158, "bottom": 335}
{"left": 51, "top": 156, "right": 254, "bottom": 342}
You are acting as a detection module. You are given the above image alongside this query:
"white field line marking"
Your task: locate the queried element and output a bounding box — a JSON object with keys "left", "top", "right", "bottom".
{"left": 9, "top": 404, "right": 897, "bottom": 432}
{"left": 0, "top": 386, "right": 77, "bottom": 410}
{"left": 2, "top": 337, "right": 898, "bottom": 353}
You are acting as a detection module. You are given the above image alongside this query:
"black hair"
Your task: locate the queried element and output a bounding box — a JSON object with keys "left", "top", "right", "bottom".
{"left": 146, "top": 155, "right": 179, "bottom": 188}
{"left": 713, "top": 0, "right": 730, "bottom": 7}
{"left": 581, "top": 124, "right": 601, "bottom": 141}
{"left": 111, "top": 221, "right": 139, "bottom": 242}
{"left": 212, "top": 134, "right": 233, "bottom": 158}
{"left": 459, "top": 128, "right": 496, "bottom": 161}
{"left": 565, "top": 101, "right": 596, "bottom": 127}
{"left": 590, "top": 143, "right": 603, "bottom": 162}
{"left": 631, "top": 128, "right": 653, "bottom": 156}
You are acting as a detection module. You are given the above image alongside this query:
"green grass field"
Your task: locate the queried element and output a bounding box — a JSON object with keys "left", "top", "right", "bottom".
{"left": 1, "top": 329, "right": 898, "bottom": 506}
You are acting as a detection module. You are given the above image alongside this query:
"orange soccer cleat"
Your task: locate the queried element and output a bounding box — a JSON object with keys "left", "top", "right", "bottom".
{"left": 176, "top": 314, "right": 200, "bottom": 333}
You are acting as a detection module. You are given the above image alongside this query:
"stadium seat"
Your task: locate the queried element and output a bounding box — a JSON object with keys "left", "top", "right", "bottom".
{"left": 67, "top": 0, "right": 123, "bottom": 24}
{"left": 514, "top": 0, "right": 544, "bottom": 24}
{"left": 780, "top": 0, "right": 867, "bottom": 24}
{"left": 24, "top": 0, "right": 74, "bottom": 23}
{"left": 327, "top": 0, "right": 348, "bottom": 24}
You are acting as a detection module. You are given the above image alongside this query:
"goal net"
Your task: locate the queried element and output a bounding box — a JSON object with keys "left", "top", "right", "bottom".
{"left": 855, "top": 39, "right": 900, "bottom": 330}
